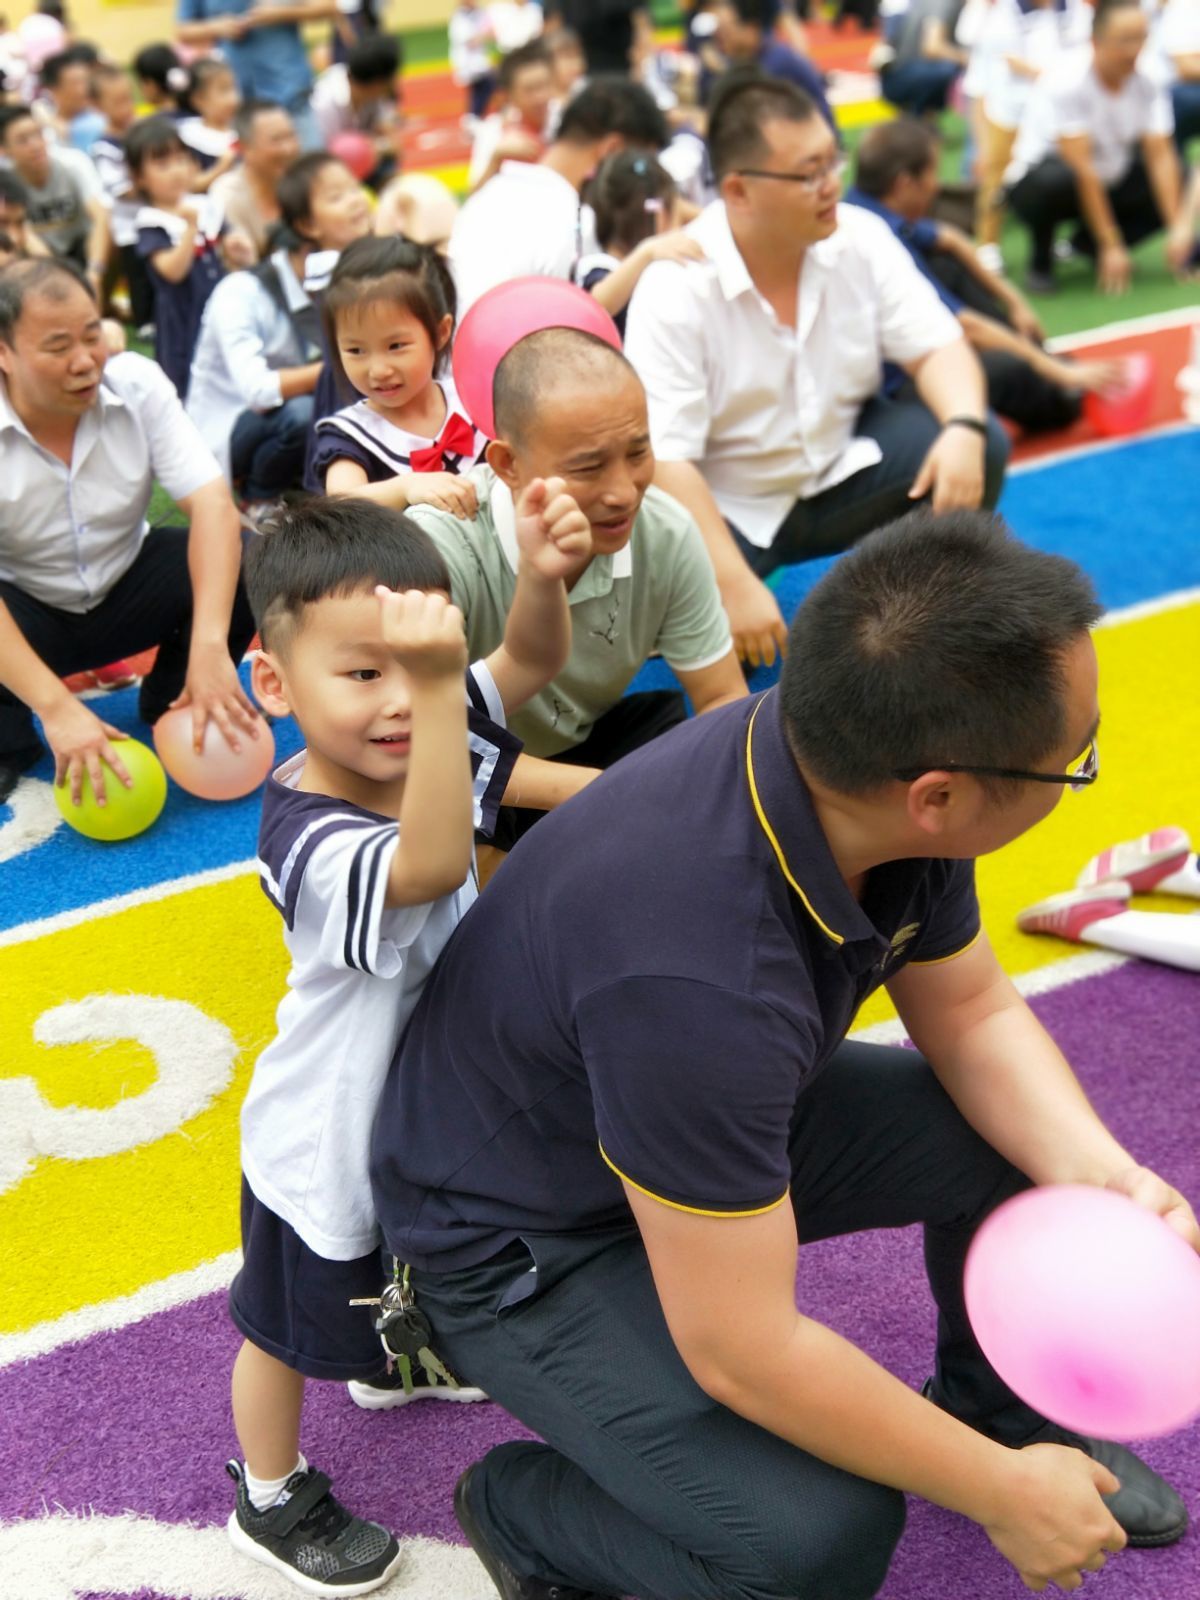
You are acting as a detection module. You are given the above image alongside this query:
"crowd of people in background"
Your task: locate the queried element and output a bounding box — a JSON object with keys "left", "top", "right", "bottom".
{"left": 1, "top": 1, "right": 1198, "bottom": 1597}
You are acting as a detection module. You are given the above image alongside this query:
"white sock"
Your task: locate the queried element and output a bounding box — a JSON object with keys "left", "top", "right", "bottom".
{"left": 245, "top": 1453, "right": 307, "bottom": 1512}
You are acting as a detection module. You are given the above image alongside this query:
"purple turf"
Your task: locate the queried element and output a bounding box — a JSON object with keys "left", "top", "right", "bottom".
{"left": 4, "top": 958, "right": 1198, "bottom": 1598}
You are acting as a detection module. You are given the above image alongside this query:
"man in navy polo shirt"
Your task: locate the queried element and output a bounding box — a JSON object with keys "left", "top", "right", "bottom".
{"left": 370, "top": 511, "right": 1196, "bottom": 1600}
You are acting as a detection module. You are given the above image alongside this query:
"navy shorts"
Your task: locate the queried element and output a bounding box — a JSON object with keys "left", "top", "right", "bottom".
{"left": 229, "top": 1176, "right": 388, "bottom": 1382}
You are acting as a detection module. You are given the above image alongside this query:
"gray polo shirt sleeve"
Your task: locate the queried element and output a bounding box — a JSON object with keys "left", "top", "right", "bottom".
{"left": 579, "top": 975, "right": 812, "bottom": 1217}
{"left": 646, "top": 489, "right": 734, "bottom": 673}
{"left": 407, "top": 503, "right": 497, "bottom": 647}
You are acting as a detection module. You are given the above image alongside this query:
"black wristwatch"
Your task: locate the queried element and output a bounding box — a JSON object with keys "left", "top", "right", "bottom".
{"left": 942, "top": 415, "right": 990, "bottom": 438}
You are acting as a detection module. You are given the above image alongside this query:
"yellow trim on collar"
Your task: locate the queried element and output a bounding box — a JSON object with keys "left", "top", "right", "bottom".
{"left": 745, "top": 698, "right": 844, "bottom": 947}
{"left": 600, "top": 1145, "right": 789, "bottom": 1219}
{"left": 906, "top": 928, "right": 983, "bottom": 967}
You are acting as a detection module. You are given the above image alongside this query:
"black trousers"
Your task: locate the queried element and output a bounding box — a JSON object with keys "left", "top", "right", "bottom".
{"left": 411, "top": 1041, "right": 1043, "bottom": 1600}
{"left": 0, "top": 525, "right": 257, "bottom": 758}
{"left": 486, "top": 689, "right": 687, "bottom": 853}
{"left": 1007, "top": 154, "right": 1163, "bottom": 276}
{"left": 735, "top": 395, "right": 1010, "bottom": 576}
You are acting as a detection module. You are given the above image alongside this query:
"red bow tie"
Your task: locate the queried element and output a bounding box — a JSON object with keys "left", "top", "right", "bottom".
{"left": 410, "top": 413, "right": 478, "bottom": 473}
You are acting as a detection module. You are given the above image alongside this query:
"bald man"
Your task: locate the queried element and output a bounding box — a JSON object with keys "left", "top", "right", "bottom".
{"left": 404, "top": 328, "right": 747, "bottom": 854}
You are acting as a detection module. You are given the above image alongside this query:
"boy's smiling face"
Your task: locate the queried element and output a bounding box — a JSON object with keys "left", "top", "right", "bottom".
{"left": 252, "top": 587, "right": 441, "bottom": 808}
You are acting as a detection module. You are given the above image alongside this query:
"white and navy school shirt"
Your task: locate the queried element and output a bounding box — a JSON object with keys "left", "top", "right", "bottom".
{"left": 240, "top": 661, "right": 520, "bottom": 1263}
{"left": 177, "top": 117, "right": 238, "bottom": 172}
{"left": 309, "top": 375, "right": 489, "bottom": 489}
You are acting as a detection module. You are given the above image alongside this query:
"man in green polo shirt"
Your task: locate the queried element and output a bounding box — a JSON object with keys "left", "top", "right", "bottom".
{"left": 407, "top": 328, "right": 747, "bottom": 853}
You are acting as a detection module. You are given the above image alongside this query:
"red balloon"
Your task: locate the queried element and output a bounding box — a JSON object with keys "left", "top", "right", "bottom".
{"left": 1083, "top": 351, "right": 1156, "bottom": 438}
{"left": 452, "top": 277, "right": 622, "bottom": 438}
{"left": 153, "top": 707, "right": 276, "bottom": 801}
{"left": 329, "top": 130, "right": 376, "bottom": 183}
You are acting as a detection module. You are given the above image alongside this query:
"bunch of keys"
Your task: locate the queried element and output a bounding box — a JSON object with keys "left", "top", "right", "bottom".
{"left": 350, "top": 1262, "right": 456, "bottom": 1395}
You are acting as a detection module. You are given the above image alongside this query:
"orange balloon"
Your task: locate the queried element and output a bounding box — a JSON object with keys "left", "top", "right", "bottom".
{"left": 153, "top": 707, "right": 276, "bottom": 800}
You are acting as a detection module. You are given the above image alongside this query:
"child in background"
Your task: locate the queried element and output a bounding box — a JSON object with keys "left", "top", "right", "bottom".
{"left": 178, "top": 58, "right": 241, "bottom": 192}
{"left": 449, "top": 0, "right": 496, "bottom": 124}
{"left": 90, "top": 62, "right": 154, "bottom": 332}
{"left": 131, "top": 42, "right": 187, "bottom": 114}
{"left": 312, "top": 234, "right": 488, "bottom": 516}
{"left": 128, "top": 114, "right": 254, "bottom": 397}
{"left": 576, "top": 151, "right": 704, "bottom": 336}
{"left": 228, "top": 490, "right": 590, "bottom": 1595}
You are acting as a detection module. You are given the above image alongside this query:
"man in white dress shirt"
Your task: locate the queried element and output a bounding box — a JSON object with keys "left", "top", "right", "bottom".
{"left": 624, "top": 73, "right": 1007, "bottom": 668}
{"left": 1005, "top": 0, "right": 1185, "bottom": 293}
{"left": 448, "top": 75, "right": 669, "bottom": 317}
{"left": 0, "top": 257, "right": 261, "bottom": 802}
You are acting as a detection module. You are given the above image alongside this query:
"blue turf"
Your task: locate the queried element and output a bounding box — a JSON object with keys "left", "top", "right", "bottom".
{"left": 4, "top": 429, "right": 1195, "bottom": 930}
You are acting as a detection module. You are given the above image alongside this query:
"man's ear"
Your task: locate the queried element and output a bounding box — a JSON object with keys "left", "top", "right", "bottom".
{"left": 485, "top": 437, "right": 520, "bottom": 490}
{"left": 250, "top": 648, "right": 292, "bottom": 721}
{"left": 903, "top": 772, "right": 984, "bottom": 840}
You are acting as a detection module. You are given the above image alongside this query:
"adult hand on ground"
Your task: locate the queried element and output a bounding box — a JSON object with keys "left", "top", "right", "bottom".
{"left": 1097, "top": 243, "right": 1132, "bottom": 296}
{"left": 42, "top": 696, "right": 132, "bottom": 807}
{"left": 175, "top": 642, "right": 263, "bottom": 755}
{"left": 1165, "top": 224, "right": 1197, "bottom": 278}
{"left": 513, "top": 476, "right": 593, "bottom": 580}
{"left": 1105, "top": 1164, "right": 1200, "bottom": 1252}
{"left": 909, "top": 425, "right": 986, "bottom": 513}
{"left": 983, "top": 1442, "right": 1126, "bottom": 1593}
{"left": 720, "top": 566, "right": 788, "bottom": 669}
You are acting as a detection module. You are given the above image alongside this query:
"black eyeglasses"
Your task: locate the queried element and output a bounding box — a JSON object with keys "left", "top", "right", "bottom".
{"left": 736, "top": 155, "right": 848, "bottom": 194}
{"left": 894, "top": 737, "right": 1100, "bottom": 794}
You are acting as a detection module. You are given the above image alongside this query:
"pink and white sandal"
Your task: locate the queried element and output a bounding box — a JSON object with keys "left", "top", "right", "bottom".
{"left": 1017, "top": 881, "right": 1132, "bottom": 943}
{"left": 1075, "top": 828, "right": 1193, "bottom": 894}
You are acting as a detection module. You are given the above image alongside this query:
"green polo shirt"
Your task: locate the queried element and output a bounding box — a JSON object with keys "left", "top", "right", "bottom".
{"left": 409, "top": 467, "right": 733, "bottom": 757}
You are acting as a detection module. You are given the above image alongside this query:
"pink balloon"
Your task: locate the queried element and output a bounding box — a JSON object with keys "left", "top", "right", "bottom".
{"left": 452, "top": 277, "right": 622, "bottom": 438}
{"left": 17, "top": 14, "right": 67, "bottom": 69}
{"left": 153, "top": 706, "right": 276, "bottom": 801}
{"left": 965, "top": 1185, "right": 1200, "bottom": 1439}
{"left": 1083, "top": 351, "right": 1156, "bottom": 438}
{"left": 329, "top": 131, "right": 376, "bottom": 183}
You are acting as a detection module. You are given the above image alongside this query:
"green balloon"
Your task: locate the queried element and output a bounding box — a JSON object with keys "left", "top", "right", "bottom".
{"left": 53, "top": 737, "right": 168, "bottom": 842}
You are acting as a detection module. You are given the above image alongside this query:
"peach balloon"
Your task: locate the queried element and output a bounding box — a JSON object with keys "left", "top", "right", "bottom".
{"left": 153, "top": 708, "right": 275, "bottom": 800}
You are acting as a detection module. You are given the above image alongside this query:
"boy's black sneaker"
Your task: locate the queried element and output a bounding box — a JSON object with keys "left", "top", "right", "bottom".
{"left": 453, "top": 1464, "right": 617, "bottom": 1600}
{"left": 226, "top": 1459, "right": 402, "bottom": 1595}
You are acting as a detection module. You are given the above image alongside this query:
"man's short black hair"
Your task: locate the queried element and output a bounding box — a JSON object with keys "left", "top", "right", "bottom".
{"left": 721, "top": 0, "right": 774, "bottom": 28}
{"left": 347, "top": 32, "right": 402, "bottom": 86}
{"left": 499, "top": 38, "right": 552, "bottom": 93}
{"left": 493, "top": 325, "right": 637, "bottom": 444}
{"left": 0, "top": 104, "right": 39, "bottom": 145}
{"left": 0, "top": 255, "right": 95, "bottom": 344}
{"left": 853, "top": 117, "right": 939, "bottom": 200}
{"left": 556, "top": 75, "right": 669, "bottom": 151}
{"left": 235, "top": 97, "right": 291, "bottom": 146}
{"left": 244, "top": 495, "right": 452, "bottom": 653}
{"left": 779, "top": 509, "right": 1101, "bottom": 798}
{"left": 1093, "top": 0, "right": 1144, "bottom": 36}
{"left": 0, "top": 169, "right": 30, "bottom": 210}
{"left": 41, "top": 46, "right": 95, "bottom": 87}
{"left": 706, "top": 67, "right": 821, "bottom": 183}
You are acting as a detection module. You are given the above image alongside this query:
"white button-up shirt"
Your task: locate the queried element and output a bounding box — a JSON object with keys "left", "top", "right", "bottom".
{"left": 0, "top": 351, "right": 222, "bottom": 613}
{"left": 186, "top": 251, "right": 314, "bottom": 478}
{"left": 623, "top": 201, "right": 964, "bottom": 548}
{"left": 1005, "top": 50, "right": 1175, "bottom": 188}
{"left": 448, "top": 160, "right": 584, "bottom": 317}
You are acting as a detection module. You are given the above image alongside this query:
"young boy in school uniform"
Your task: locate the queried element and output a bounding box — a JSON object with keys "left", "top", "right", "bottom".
{"left": 225, "top": 486, "right": 591, "bottom": 1597}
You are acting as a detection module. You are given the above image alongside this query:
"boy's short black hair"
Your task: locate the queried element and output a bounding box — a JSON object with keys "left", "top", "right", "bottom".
{"left": 499, "top": 38, "right": 552, "bottom": 93}
{"left": 0, "top": 105, "right": 38, "bottom": 146}
{"left": 853, "top": 117, "right": 938, "bottom": 199}
{"left": 347, "top": 32, "right": 402, "bottom": 85}
{"left": 244, "top": 496, "right": 452, "bottom": 653}
{"left": 779, "top": 509, "right": 1101, "bottom": 799}
{"left": 0, "top": 169, "right": 30, "bottom": 210}
{"left": 706, "top": 67, "right": 820, "bottom": 182}
{"left": 41, "top": 46, "right": 93, "bottom": 87}
{"left": 556, "top": 75, "right": 669, "bottom": 151}
{"left": 124, "top": 113, "right": 187, "bottom": 177}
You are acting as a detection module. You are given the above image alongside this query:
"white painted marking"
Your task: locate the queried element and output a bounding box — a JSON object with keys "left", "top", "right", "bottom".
{"left": 0, "top": 995, "right": 238, "bottom": 1195}
{"left": 1007, "top": 417, "right": 1196, "bottom": 476}
{"left": 1045, "top": 305, "right": 1199, "bottom": 352}
{"left": 0, "top": 777, "right": 62, "bottom": 863}
{"left": 0, "top": 1513, "right": 491, "bottom": 1600}
{"left": 1097, "top": 584, "right": 1200, "bottom": 628}
{"left": 0, "top": 857, "right": 258, "bottom": 950}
